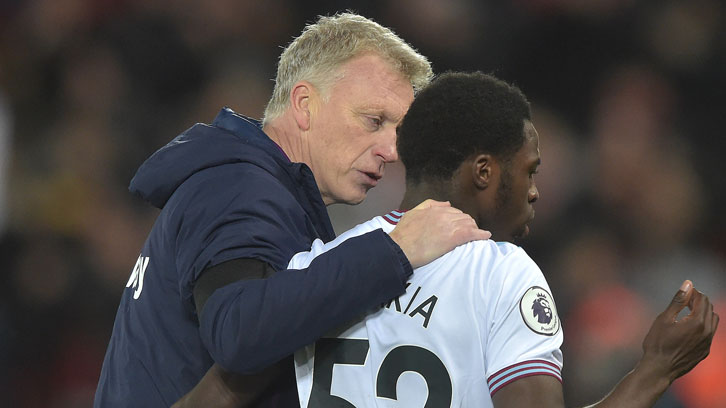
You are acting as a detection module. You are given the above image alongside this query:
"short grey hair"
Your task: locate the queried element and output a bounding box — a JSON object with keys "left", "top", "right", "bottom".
{"left": 262, "top": 12, "right": 433, "bottom": 125}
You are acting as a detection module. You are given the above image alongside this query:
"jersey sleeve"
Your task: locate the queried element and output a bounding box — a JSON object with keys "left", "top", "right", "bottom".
{"left": 287, "top": 218, "right": 386, "bottom": 270}
{"left": 481, "top": 245, "right": 563, "bottom": 395}
{"left": 172, "top": 167, "right": 412, "bottom": 374}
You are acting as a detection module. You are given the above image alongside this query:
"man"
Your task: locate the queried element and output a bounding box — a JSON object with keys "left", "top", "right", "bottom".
{"left": 94, "top": 14, "right": 489, "bottom": 407}
{"left": 179, "top": 72, "right": 719, "bottom": 407}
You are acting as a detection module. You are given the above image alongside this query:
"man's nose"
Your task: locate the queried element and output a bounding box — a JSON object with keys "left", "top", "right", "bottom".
{"left": 376, "top": 127, "right": 399, "bottom": 162}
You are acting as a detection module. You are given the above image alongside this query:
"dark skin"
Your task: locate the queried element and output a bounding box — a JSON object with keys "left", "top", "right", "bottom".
{"left": 174, "top": 120, "right": 719, "bottom": 407}
{"left": 171, "top": 360, "right": 285, "bottom": 407}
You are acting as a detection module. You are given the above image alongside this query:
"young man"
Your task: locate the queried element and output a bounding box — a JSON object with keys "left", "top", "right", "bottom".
{"left": 177, "top": 72, "right": 718, "bottom": 407}
{"left": 94, "top": 14, "right": 489, "bottom": 407}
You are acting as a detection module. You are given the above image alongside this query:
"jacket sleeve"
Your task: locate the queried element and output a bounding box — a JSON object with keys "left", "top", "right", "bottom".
{"left": 172, "top": 164, "right": 412, "bottom": 374}
{"left": 200, "top": 229, "right": 410, "bottom": 374}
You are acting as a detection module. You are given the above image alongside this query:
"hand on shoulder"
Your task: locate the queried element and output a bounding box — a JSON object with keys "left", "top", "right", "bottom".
{"left": 389, "top": 199, "right": 491, "bottom": 268}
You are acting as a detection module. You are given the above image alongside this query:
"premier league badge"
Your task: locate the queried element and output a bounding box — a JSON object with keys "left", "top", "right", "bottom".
{"left": 519, "top": 286, "right": 560, "bottom": 336}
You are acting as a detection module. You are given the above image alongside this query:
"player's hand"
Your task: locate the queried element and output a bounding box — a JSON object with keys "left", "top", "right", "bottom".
{"left": 389, "top": 199, "right": 491, "bottom": 268}
{"left": 171, "top": 364, "right": 241, "bottom": 408}
{"left": 172, "top": 361, "right": 286, "bottom": 408}
{"left": 639, "top": 280, "right": 719, "bottom": 384}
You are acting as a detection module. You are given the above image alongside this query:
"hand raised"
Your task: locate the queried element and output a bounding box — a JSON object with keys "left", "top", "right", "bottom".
{"left": 388, "top": 199, "right": 491, "bottom": 268}
{"left": 640, "top": 280, "right": 720, "bottom": 383}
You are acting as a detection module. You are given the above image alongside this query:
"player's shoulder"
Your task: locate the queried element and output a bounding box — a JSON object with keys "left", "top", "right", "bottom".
{"left": 431, "top": 239, "right": 542, "bottom": 288}
{"left": 451, "top": 239, "right": 534, "bottom": 267}
{"left": 288, "top": 216, "right": 386, "bottom": 268}
{"left": 337, "top": 216, "right": 390, "bottom": 241}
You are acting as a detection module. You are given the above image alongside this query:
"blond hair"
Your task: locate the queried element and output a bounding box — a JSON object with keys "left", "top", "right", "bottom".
{"left": 262, "top": 12, "right": 432, "bottom": 125}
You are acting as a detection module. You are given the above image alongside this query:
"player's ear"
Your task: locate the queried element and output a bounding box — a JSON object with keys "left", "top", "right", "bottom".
{"left": 472, "top": 153, "right": 492, "bottom": 190}
{"left": 290, "top": 81, "right": 316, "bottom": 131}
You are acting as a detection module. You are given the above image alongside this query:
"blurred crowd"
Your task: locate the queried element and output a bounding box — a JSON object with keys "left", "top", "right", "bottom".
{"left": 1, "top": 0, "right": 724, "bottom": 407}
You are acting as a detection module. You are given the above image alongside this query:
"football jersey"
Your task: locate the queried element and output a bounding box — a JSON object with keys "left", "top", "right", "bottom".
{"left": 292, "top": 211, "right": 563, "bottom": 407}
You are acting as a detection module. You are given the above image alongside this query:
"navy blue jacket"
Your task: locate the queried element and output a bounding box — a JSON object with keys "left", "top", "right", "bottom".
{"left": 94, "top": 108, "right": 412, "bottom": 407}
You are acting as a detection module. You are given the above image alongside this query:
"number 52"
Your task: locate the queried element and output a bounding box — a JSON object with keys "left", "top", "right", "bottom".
{"left": 308, "top": 338, "right": 453, "bottom": 407}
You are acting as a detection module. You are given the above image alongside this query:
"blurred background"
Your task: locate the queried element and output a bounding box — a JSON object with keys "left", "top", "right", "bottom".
{"left": 0, "top": 0, "right": 724, "bottom": 406}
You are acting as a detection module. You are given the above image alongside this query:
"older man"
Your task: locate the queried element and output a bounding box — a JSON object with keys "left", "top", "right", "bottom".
{"left": 94, "top": 13, "right": 489, "bottom": 407}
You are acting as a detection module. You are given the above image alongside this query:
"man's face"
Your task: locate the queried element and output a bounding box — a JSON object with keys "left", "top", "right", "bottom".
{"left": 307, "top": 53, "right": 414, "bottom": 205}
{"left": 488, "top": 120, "right": 541, "bottom": 241}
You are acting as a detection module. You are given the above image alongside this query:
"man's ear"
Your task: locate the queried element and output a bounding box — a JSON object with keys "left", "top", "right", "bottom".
{"left": 290, "top": 81, "right": 316, "bottom": 131}
{"left": 472, "top": 153, "right": 494, "bottom": 190}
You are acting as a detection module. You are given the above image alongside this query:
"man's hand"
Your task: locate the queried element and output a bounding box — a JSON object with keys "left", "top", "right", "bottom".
{"left": 581, "top": 280, "right": 719, "bottom": 408}
{"left": 640, "top": 280, "right": 719, "bottom": 383}
{"left": 171, "top": 364, "right": 241, "bottom": 408}
{"left": 172, "top": 360, "right": 290, "bottom": 408}
{"left": 389, "top": 199, "right": 491, "bottom": 268}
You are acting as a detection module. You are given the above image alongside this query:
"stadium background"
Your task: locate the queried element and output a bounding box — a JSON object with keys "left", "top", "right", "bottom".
{"left": 0, "top": 0, "right": 724, "bottom": 406}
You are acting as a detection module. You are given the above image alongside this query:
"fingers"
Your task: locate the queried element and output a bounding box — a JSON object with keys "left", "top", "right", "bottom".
{"left": 713, "top": 312, "right": 720, "bottom": 334}
{"left": 688, "top": 289, "right": 702, "bottom": 312}
{"left": 411, "top": 199, "right": 451, "bottom": 210}
{"left": 446, "top": 211, "right": 492, "bottom": 240}
{"left": 664, "top": 280, "right": 693, "bottom": 320}
{"left": 681, "top": 289, "right": 716, "bottom": 337}
{"left": 700, "top": 293, "right": 714, "bottom": 333}
{"left": 680, "top": 279, "right": 693, "bottom": 295}
{"left": 452, "top": 222, "right": 491, "bottom": 240}
{"left": 392, "top": 200, "right": 491, "bottom": 268}
{"left": 678, "top": 289, "right": 705, "bottom": 322}
{"left": 693, "top": 290, "right": 711, "bottom": 323}
{"left": 475, "top": 229, "right": 492, "bottom": 240}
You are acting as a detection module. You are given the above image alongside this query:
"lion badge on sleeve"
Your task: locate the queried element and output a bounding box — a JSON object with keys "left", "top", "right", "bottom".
{"left": 519, "top": 286, "right": 560, "bottom": 336}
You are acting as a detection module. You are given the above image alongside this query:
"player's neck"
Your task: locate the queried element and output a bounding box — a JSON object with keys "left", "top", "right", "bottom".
{"left": 399, "top": 181, "right": 454, "bottom": 211}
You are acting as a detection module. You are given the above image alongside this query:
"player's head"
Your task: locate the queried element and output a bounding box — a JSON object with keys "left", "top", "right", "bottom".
{"left": 398, "top": 71, "right": 540, "bottom": 242}
{"left": 263, "top": 12, "right": 432, "bottom": 206}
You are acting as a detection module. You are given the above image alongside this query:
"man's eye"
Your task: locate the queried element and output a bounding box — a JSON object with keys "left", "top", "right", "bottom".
{"left": 368, "top": 116, "right": 382, "bottom": 128}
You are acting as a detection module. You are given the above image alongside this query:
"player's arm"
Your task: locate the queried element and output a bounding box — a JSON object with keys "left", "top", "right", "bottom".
{"left": 195, "top": 198, "right": 488, "bottom": 374}
{"left": 483, "top": 246, "right": 565, "bottom": 408}
{"left": 492, "top": 281, "right": 719, "bottom": 408}
{"left": 171, "top": 361, "right": 285, "bottom": 408}
{"left": 196, "top": 229, "right": 409, "bottom": 373}
{"left": 492, "top": 375, "right": 564, "bottom": 407}
{"left": 172, "top": 166, "right": 405, "bottom": 375}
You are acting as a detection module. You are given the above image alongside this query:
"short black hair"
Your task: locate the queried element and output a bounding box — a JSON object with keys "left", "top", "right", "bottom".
{"left": 398, "top": 71, "right": 531, "bottom": 184}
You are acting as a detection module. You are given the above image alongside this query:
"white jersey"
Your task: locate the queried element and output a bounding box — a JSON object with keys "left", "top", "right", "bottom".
{"left": 292, "top": 211, "right": 563, "bottom": 407}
